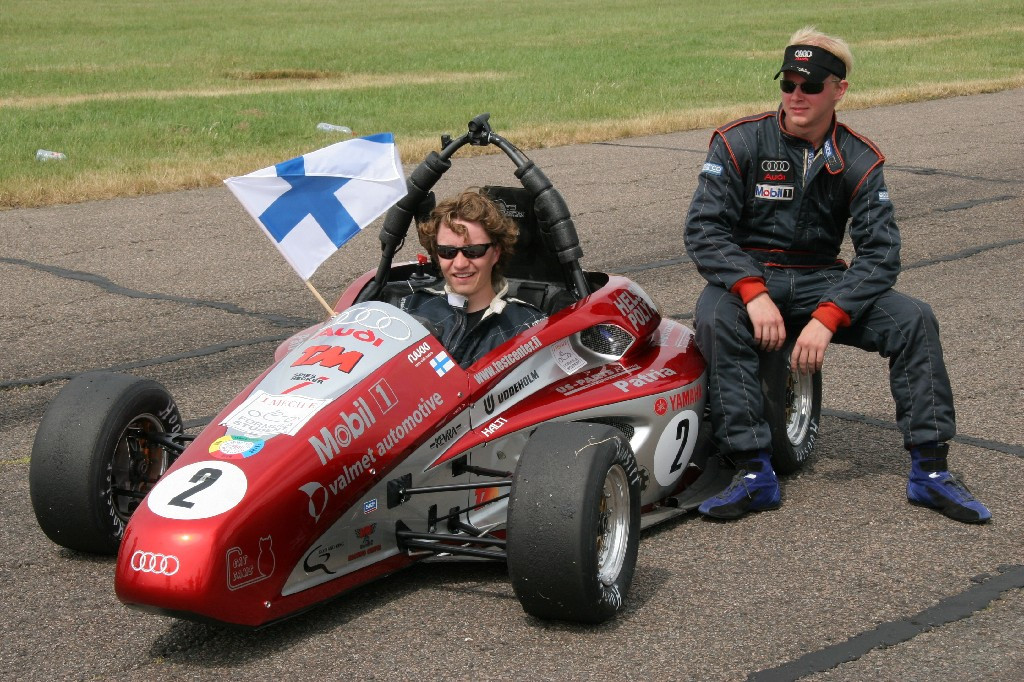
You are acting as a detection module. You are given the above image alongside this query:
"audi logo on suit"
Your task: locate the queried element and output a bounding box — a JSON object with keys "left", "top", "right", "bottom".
{"left": 130, "top": 550, "right": 180, "bottom": 576}
{"left": 760, "top": 160, "right": 791, "bottom": 172}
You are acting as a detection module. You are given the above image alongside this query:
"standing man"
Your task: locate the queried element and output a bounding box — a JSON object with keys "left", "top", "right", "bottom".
{"left": 684, "top": 27, "right": 990, "bottom": 523}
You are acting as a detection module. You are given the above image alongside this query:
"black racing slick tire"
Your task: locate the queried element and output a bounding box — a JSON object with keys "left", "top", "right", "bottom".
{"left": 30, "top": 372, "right": 182, "bottom": 554}
{"left": 507, "top": 422, "right": 641, "bottom": 623}
{"left": 759, "top": 338, "right": 822, "bottom": 475}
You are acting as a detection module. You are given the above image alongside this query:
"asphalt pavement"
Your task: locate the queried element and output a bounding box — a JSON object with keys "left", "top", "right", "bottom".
{"left": 1, "top": 89, "right": 1022, "bottom": 681}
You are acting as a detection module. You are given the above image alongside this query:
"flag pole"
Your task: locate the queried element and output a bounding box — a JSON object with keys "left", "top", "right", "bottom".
{"left": 305, "top": 280, "right": 337, "bottom": 319}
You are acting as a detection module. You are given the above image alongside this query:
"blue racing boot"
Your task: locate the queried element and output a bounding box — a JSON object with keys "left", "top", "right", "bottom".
{"left": 698, "top": 450, "right": 781, "bottom": 520}
{"left": 907, "top": 443, "right": 991, "bottom": 524}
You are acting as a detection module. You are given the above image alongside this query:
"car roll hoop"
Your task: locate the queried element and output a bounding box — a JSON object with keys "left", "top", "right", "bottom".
{"left": 359, "top": 113, "right": 591, "bottom": 304}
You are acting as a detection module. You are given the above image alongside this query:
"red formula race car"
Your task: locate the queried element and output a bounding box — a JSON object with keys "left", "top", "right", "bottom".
{"left": 29, "top": 115, "right": 820, "bottom": 627}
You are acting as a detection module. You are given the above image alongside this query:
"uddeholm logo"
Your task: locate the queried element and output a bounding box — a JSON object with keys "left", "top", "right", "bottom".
{"left": 131, "top": 550, "right": 180, "bottom": 576}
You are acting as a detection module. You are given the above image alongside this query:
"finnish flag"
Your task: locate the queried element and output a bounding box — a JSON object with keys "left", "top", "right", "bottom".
{"left": 225, "top": 133, "right": 407, "bottom": 280}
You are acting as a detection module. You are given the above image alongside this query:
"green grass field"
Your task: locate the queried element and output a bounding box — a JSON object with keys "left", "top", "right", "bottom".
{"left": 2, "top": 0, "right": 1022, "bottom": 208}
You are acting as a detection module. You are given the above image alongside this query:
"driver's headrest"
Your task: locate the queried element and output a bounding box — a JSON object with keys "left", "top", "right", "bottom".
{"left": 483, "top": 185, "right": 562, "bottom": 284}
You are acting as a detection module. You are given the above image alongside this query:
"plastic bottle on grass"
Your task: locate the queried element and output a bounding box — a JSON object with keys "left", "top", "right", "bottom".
{"left": 36, "top": 149, "right": 67, "bottom": 161}
{"left": 316, "top": 122, "right": 352, "bottom": 134}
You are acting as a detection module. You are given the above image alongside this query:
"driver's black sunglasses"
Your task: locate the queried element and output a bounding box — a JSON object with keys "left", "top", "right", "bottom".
{"left": 435, "top": 243, "right": 494, "bottom": 260}
{"left": 780, "top": 79, "right": 827, "bottom": 95}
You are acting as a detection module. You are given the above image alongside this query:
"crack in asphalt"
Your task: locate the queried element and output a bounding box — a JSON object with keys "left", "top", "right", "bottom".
{"left": 823, "top": 408, "right": 1024, "bottom": 458}
{"left": 0, "top": 335, "right": 291, "bottom": 389}
{"left": 887, "top": 164, "right": 1018, "bottom": 185}
{"left": 0, "top": 256, "right": 314, "bottom": 328}
{"left": 936, "top": 195, "right": 1016, "bottom": 212}
{"left": 748, "top": 564, "right": 1024, "bottom": 681}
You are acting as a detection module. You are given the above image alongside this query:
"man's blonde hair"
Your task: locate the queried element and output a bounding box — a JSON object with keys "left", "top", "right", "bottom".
{"left": 788, "top": 26, "right": 853, "bottom": 78}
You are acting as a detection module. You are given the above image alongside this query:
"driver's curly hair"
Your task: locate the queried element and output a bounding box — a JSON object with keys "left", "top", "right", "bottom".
{"left": 417, "top": 188, "right": 519, "bottom": 283}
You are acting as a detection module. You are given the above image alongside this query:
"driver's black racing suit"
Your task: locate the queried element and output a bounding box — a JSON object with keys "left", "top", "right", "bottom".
{"left": 400, "top": 279, "right": 544, "bottom": 367}
{"left": 684, "top": 108, "right": 955, "bottom": 455}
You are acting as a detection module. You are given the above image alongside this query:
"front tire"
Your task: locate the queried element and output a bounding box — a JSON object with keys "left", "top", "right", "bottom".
{"left": 507, "top": 422, "right": 640, "bottom": 623}
{"left": 30, "top": 372, "right": 182, "bottom": 554}
{"left": 759, "top": 338, "right": 822, "bottom": 474}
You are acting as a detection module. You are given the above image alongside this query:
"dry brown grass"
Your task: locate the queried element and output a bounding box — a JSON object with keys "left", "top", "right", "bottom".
{"left": 0, "top": 71, "right": 503, "bottom": 110}
{"left": 4, "top": 76, "right": 1022, "bottom": 210}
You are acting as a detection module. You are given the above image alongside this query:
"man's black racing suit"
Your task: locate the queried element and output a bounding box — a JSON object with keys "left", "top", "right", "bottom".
{"left": 684, "top": 108, "right": 955, "bottom": 455}
{"left": 400, "top": 279, "right": 544, "bottom": 368}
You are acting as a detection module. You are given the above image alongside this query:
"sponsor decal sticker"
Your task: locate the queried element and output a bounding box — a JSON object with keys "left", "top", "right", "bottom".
{"left": 314, "top": 326, "right": 385, "bottom": 346}
{"left": 299, "top": 481, "right": 329, "bottom": 522}
{"left": 473, "top": 336, "right": 542, "bottom": 384}
{"left": 754, "top": 184, "right": 794, "bottom": 201}
{"left": 701, "top": 162, "right": 724, "bottom": 176}
{"left": 368, "top": 378, "right": 398, "bottom": 415}
{"left": 147, "top": 461, "right": 247, "bottom": 521}
{"left": 407, "top": 340, "right": 433, "bottom": 367}
{"left": 474, "top": 486, "right": 502, "bottom": 506}
{"left": 432, "top": 351, "right": 454, "bottom": 377}
{"left": 482, "top": 370, "right": 539, "bottom": 415}
{"left": 373, "top": 392, "right": 444, "bottom": 456}
{"left": 550, "top": 337, "right": 587, "bottom": 375}
{"left": 209, "top": 435, "right": 265, "bottom": 460}
{"left": 291, "top": 344, "right": 364, "bottom": 374}
{"left": 328, "top": 306, "right": 412, "bottom": 342}
{"left": 363, "top": 498, "right": 378, "bottom": 514}
{"left": 654, "top": 398, "right": 668, "bottom": 416}
{"left": 283, "top": 373, "right": 330, "bottom": 395}
{"left": 226, "top": 536, "right": 275, "bottom": 590}
{"left": 554, "top": 363, "right": 640, "bottom": 396}
{"left": 221, "top": 390, "right": 329, "bottom": 438}
{"left": 309, "top": 396, "right": 379, "bottom": 465}
{"left": 348, "top": 523, "right": 382, "bottom": 561}
{"left": 667, "top": 384, "right": 703, "bottom": 411}
{"left": 430, "top": 422, "right": 463, "bottom": 450}
{"left": 613, "top": 289, "right": 656, "bottom": 332}
{"left": 303, "top": 540, "right": 344, "bottom": 575}
{"left": 131, "top": 550, "right": 180, "bottom": 576}
{"left": 613, "top": 367, "right": 678, "bottom": 392}
{"left": 481, "top": 416, "right": 507, "bottom": 438}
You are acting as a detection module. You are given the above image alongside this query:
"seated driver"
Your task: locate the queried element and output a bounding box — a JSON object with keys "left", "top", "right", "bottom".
{"left": 400, "top": 189, "right": 545, "bottom": 367}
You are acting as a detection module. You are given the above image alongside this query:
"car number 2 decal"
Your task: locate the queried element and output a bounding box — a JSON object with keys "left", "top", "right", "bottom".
{"left": 147, "top": 461, "right": 247, "bottom": 520}
{"left": 652, "top": 409, "right": 699, "bottom": 487}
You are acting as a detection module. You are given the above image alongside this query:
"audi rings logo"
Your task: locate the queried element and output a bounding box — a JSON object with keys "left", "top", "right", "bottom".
{"left": 761, "top": 160, "right": 791, "bottom": 172}
{"left": 794, "top": 49, "right": 813, "bottom": 58}
{"left": 131, "top": 550, "right": 180, "bottom": 576}
{"left": 332, "top": 306, "right": 412, "bottom": 341}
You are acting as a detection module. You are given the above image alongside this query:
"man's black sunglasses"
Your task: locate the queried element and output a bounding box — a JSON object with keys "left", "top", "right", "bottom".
{"left": 435, "top": 243, "right": 494, "bottom": 260}
{"left": 779, "top": 79, "right": 828, "bottom": 95}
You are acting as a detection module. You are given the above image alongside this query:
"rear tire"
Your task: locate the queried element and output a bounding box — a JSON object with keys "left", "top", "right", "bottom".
{"left": 759, "top": 338, "right": 822, "bottom": 474}
{"left": 507, "top": 423, "right": 640, "bottom": 623}
{"left": 30, "top": 372, "right": 182, "bottom": 554}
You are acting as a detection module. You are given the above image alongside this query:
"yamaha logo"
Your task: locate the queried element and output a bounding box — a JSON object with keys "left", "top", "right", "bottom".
{"left": 761, "top": 160, "right": 791, "bottom": 172}
{"left": 130, "top": 550, "right": 180, "bottom": 576}
{"left": 794, "top": 49, "right": 813, "bottom": 58}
